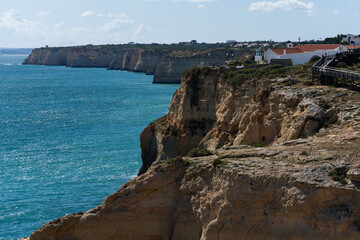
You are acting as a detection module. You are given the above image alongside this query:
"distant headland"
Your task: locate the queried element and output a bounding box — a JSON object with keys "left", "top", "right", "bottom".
{"left": 22, "top": 42, "right": 253, "bottom": 84}
{"left": 0, "top": 48, "right": 33, "bottom": 55}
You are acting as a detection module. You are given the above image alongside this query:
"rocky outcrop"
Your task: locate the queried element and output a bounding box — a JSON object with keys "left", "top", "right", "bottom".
{"left": 140, "top": 69, "right": 338, "bottom": 173}
{"left": 23, "top": 47, "right": 70, "bottom": 66}
{"left": 153, "top": 49, "right": 251, "bottom": 84}
{"left": 22, "top": 63, "right": 360, "bottom": 239}
{"left": 25, "top": 150, "right": 360, "bottom": 239}
{"left": 107, "top": 49, "right": 171, "bottom": 75}
{"left": 23, "top": 46, "right": 252, "bottom": 83}
{"left": 23, "top": 47, "right": 170, "bottom": 75}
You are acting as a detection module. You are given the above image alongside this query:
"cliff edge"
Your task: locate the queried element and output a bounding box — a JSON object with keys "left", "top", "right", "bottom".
{"left": 139, "top": 66, "right": 339, "bottom": 173}
{"left": 25, "top": 143, "right": 360, "bottom": 239}
{"left": 23, "top": 47, "right": 170, "bottom": 75}
{"left": 23, "top": 45, "right": 251, "bottom": 84}
{"left": 23, "top": 64, "right": 360, "bottom": 239}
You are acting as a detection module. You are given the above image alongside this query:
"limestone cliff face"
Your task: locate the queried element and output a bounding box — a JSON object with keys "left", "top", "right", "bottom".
{"left": 23, "top": 47, "right": 70, "bottom": 66}
{"left": 26, "top": 155, "right": 360, "bottom": 240}
{"left": 23, "top": 47, "right": 170, "bottom": 74}
{"left": 23, "top": 46, "right": 252, "bottom": 83}
{"left": 153, "top": 49, "right": 251, "bottom": 83}
{"left": 66, "top": 48, "right": 115, "bottom": 68}
{"left": 140, "top": 68, "right": 336, "bottom": 173}
{"left": 107, "top": 49, "right": 171, "bottom": 75}
{"left": 23, "top": 65, "right": 360, "bottom": 239}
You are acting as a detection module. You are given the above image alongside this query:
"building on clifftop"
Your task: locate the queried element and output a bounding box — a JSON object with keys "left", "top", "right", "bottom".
{"left": 262, "top": 44, "right": 349, "bottom": 65}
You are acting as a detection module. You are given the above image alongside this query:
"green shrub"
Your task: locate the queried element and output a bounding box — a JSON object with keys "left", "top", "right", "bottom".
{"left": 307, "top": 55, "right": 321, "bottom": 65}
{"left": 184, "top": 66, "right": 212, "bottom": 79}
{"left": 165, "top": 156, "right": 190, "bottom": 166}
{"left": 212, "top": 158, "right": 227, "bottom": 167}
{"left": 336, "top": 62, "right": 348, "bottom": 69}
{"left": 319, "top": 100, "right": 331, "bottom": 110}
{"left": 228, "top": 73, "right": 248, "bottom": 86}
{"left": 328, "top": 167, "right": 348, "bottom": 184}
{"left": 187, "top": 148, "right": 213, "bottom": 157}
{"left": 225, "top": 64, "right": 307, "bottom": 86}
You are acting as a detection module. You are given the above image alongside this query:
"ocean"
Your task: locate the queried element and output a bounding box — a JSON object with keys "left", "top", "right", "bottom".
{"left": 0, "top": 55, "right": 179, "bottom": 239}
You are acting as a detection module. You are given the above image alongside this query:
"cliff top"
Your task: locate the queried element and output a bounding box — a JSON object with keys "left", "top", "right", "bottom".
{"left": 34, "top": 42, "right": 242, "bottom": 53}
{"left": 162, "top": 72, "right": 360, "bottom": 186}
{"left": 25, "top": 56, "right": 360, "bottom": 240}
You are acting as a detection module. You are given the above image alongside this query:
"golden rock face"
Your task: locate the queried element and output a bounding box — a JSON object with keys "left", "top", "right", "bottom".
{"left": 27, "top": 68, "right": 360, "bottom": 240}
{"left": 140, "top": 70, "right": 342, "bottom": 174}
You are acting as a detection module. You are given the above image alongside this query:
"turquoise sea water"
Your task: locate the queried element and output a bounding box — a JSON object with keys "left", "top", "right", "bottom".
{"left": 0, "top": 55, "right": 179, "bottom": 239}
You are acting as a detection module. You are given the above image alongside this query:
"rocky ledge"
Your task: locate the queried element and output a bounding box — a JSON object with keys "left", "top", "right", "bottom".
{"left": 23, "top": 66, "right": 360, "bottom": 239}
{"left": 140, "top": 68, "right": 340, "bottom": 173}
{"left": 23, "top": 45, "right": 251, "bottom": 84}
{"left": 25, "top": 141, "right": 360, "bottom": 239}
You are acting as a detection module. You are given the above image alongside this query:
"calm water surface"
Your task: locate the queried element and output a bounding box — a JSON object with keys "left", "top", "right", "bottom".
{"left": 0, "top": 55, "right": 179, "bottom": 239}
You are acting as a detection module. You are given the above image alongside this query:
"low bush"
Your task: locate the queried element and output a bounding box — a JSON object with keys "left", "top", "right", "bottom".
{"left": 187, "top": 148, "right": 213, "bottom": 157}
{"left": 328, "top": 167, "right": 348, "bottom": 184}
{"left": 307, "top": 55, "right": 321, "bottom": 65}
{"left": 224, "top": 64, "right": 310, "bottom": 86}
{"left": 212, "top": 158, "right": 227, "bottom": 167}
{"left": 319, "top": 100, "right": 331, "bottom": 110}
{"left": 165, "top": 156, "right": 190, "bottom": 166}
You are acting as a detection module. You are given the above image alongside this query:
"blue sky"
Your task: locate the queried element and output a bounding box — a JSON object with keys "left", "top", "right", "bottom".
{"left": 0, "top": 0, "right": 359, "bottom": 48}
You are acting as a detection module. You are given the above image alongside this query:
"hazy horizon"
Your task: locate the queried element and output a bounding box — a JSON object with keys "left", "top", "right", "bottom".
{"left": 0, "top": 0, "right": 359, "bottom": 48}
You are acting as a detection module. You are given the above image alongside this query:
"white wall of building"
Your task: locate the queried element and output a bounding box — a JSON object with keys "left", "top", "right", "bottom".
{"left": 280, "top": 50, "right": 342, "bottom": 65}
{"left": 264, "top": 49, "right": 279, "bottom": 62}
{"left": 255, "top": 55, "right": 263, "bottom": 62}
{"left": 264, "top": 48, "right": 348, "bottom": 65}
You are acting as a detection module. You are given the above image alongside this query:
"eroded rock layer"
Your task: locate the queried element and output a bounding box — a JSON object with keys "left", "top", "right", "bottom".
{"left": 23, "top": 47, "right": 170, "bottom": 75}
{"left": 26, "top": 152, "right": 360, "bottom": 240}
{"left": 22, "top": 65, "right": 360, "bottom": 240}
{"left": 140, "top": 68, "right": 337, "bottom": 173}
{"left": 23, "top": 46, "right": 251, "bottom": 83}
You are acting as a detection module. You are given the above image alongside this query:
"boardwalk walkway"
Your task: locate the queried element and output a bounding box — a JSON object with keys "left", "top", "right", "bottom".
{"left": 312, "top": 52, "right": 360, "bottom": 85}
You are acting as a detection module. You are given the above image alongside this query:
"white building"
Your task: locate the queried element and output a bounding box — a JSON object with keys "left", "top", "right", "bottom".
{"left": 262, "top": 44, "right": 349, "bottom": 65}
{"left": 255, "top": 49, "right": 264, "bottom": 62}
{"left": 342, "top": 34, "right": 360, "bottom": 45}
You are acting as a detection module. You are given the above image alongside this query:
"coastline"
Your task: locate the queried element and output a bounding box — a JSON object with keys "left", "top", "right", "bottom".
{"left": 23, "top": 65, "right": 360, "bottom": 239}
{"left": 23, "top": 45, "right": 252, "bottom": 84}
{"left": 0, "top": 56, "right": 179, "bottom": 240}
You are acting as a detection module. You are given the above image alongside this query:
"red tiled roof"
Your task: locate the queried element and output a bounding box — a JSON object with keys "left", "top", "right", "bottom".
{"left": 270, "top": 44, "right": 347, "bottom": 56}
{"left": 270, "top": 48, "right": 303, "bottom": 55}
{"left": 296, "top": 44, "right": 341, "bottom": 52}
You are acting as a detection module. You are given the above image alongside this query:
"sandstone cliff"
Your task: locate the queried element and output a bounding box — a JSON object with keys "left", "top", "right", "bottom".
{"left": 26, "top": 143, "right": 360, "bottom": 239}
{"left": 140, "top": 68, "right": 338, "bottom": 173}
{"left": 152, "top": 49, "right": 251, "bottom": 84}
{"left": 23, "top": 46, "right": 251, "bottom": 83}
{"left": 23, "top": 47, "right": 70, "bottom": 66}
{"left": 23, "top": 65, "right": 360, "bottom": 239}
{"left": 23, "top": 47, "right": 170, "bottom": 75}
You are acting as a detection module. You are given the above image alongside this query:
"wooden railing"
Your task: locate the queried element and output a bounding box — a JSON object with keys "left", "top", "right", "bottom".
{"left": 312, "top": 52, "right": 360, "bottom": 84}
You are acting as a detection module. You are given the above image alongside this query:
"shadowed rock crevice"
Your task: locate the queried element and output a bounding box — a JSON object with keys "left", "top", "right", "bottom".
{"left": 26, "top": 158, "right": 360, "bottom": 240}
{"left": 23, "top": 46, "right": 252, "bottom": 84}
{"left": 140, "top": 69, "right": 338, "bottom": 174}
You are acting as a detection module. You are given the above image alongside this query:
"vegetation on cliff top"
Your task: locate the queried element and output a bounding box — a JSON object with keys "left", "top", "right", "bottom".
{"left": 335, "top": 49, "right": 360, "bottom": 71}
{"left": 224, "top": 61, "right": 316, "bottom": 86}
{"left": 182, "top": 57, "right": 319, "bottom": 88}
{"left": 187, "top": 148, "right": 213, "bottom": 157}
{"left": 39, "top": 42, "right": 242, "bottom": 53}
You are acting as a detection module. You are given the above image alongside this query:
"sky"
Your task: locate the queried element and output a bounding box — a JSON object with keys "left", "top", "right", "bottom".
{"left": 0, "top": 0, "right": 359, "bottom": 48}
